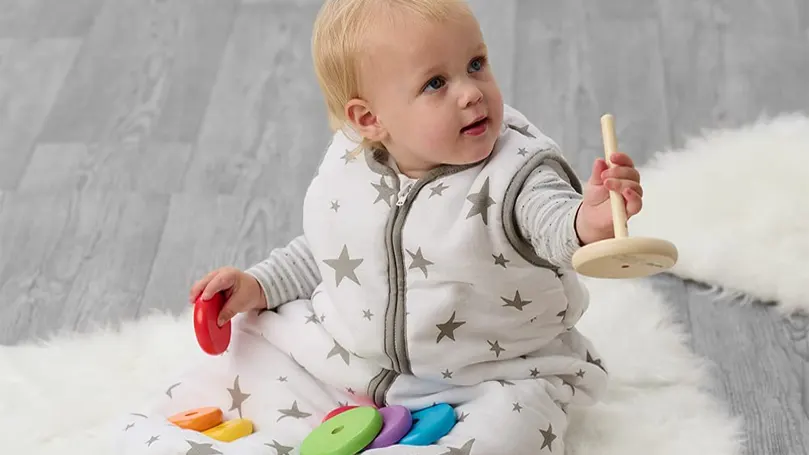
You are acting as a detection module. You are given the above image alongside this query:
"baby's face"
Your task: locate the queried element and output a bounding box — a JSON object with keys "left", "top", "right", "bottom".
{"left": 360, "top": 11, "right": 504, "bottom": 174}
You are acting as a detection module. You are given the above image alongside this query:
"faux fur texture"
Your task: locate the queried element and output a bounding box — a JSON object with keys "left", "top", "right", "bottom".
{"left": 9, "top": 112, "right": 807, "bottom": 454}
{"left": 629, "top": 113, "right": 809, "bottom": 314}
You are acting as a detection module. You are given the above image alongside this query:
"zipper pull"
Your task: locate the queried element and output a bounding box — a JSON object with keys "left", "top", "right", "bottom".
{"left": 396, "top": 182, "right": 413, "bottom": 206}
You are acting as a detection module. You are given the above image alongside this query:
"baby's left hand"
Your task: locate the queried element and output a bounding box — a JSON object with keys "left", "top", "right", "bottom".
{"left": 576, "top": 152, "right": 643, "bottom": 245}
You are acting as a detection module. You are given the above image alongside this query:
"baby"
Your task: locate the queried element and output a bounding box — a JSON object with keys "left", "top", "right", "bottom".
{"left": 179, "top": 0, "right": 644, "bottom": 453}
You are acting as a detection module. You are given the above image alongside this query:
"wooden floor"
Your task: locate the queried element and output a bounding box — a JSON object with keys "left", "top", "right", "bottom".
{"left": 1, "top": 0, "right": 807, "bottom": 453}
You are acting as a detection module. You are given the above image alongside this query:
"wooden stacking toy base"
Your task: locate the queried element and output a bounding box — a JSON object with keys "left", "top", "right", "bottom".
{"left": 572, "top": 236, "right": 678, "bottom": 279}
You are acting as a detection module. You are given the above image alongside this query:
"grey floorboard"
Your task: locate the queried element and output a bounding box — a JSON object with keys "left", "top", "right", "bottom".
{"left": 684, "top": 282, "right": 809, "bottom": 455}
{"left": 0, "top": 0, "right": 104, "bottom": 39}
{"left": 0, "top": 39, "right": 81, "bottom": 189}
{"left": 0, "top": 190, "right": 170, "bottom": 344}
{"left": 1, "top": 1, "right": 808, "bottom": 453}
{"left": 38, "top": 0, "right": 239, "bottom": 145}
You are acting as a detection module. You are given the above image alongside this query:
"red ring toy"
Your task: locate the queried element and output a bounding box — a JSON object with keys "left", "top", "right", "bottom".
{"left": 194, "top": 292, "right": 231, "bottom": 355}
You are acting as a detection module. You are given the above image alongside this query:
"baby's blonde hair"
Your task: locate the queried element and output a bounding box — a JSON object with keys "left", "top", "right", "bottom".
{"left": 311, "top": 0, "right": 474, "bottom": 155}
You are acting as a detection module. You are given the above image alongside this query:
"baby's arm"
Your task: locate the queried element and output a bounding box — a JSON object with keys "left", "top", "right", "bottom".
{"left": 514, "top": 164, "right": 584, "bottom": 269}
{"left": 245, "top": 234, "right": 322, "bottom": 310}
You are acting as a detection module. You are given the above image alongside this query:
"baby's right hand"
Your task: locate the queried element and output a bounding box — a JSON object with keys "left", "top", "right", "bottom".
{"left": 189, "top": 266, "right": 266, "bottom": 327}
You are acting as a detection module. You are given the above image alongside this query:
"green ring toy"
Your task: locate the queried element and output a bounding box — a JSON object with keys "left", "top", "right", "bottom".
{"left": 300, "top": 406, "right": 383, "bottom": 455}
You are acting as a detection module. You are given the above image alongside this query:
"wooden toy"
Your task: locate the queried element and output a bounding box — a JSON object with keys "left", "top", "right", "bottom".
{"left": 322, "top": 405, "right": 358, "bottom": 422}
{"left": 193, "top": 292, "right": 231, "bottom": 355}
{"left": 300, "top": 406, "right": 383, "bottom": 455}
{"left": 398, "top": 403, "right": 455, "bottom": 446}
{"left": 202, "top": 418, "right": 254, "bottom": 442}
{"left": 571, "top": 114, "right": 678, "bottom": 279}
{"left": 365, "top": 405, "right": 413, "bottom": 450}
{"left": 168, "top": 407, "right": 223, "bottom": 431}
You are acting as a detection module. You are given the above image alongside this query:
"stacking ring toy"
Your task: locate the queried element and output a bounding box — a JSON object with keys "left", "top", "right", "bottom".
{"left": 300, "top": 406, "right": 382, "bottom": 455}
{"left": 168, "top": 407, "right": 223, "bottom": 431}
{"left": 203, "top": 418, "right": 253, "bottom": 442}
{"left": 571, "top": 114, "right": 678, "bottom": 279}
{"left": 398, "top": 403, "right": 456, "bottom": 446}
{"left": 194, "top": 292, "right": 231, "bottom": 355}
{"left": 322, "top": 405, "right": 358, "bottom": 422}
{"left": 366, "top": 405, "right": 413, "bottom": 450}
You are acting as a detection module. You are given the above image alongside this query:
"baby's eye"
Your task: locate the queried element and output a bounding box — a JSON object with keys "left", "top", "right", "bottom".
{"left": 424, "top": 76, "right": 446, "bottom": 92}
{"left": 468, "top": 56, "right": 486, "bottom": 73}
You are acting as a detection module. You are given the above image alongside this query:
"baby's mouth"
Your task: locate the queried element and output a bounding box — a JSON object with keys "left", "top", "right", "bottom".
{"left": 461, "top": 117, "right": 488, "bottom": 134}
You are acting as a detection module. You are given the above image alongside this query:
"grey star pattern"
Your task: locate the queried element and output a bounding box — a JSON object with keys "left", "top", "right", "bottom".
{"left": 341, "top": 149, "right": 356, "bottom": 164}
{"left": 228, "top": 375, "right": 251, "bottom": 418}
{"left": 131, "top": 413, "right": 148, "bottom": 419}
{"left": 493, "top": 253, "right": 509, "bottom": 268}
{"left": 277, "top": 401, "right": 312, "bottom": 421}
{"left": 430, "top": 182, "right": 449, "bottom": 197}
{"left": 465, "top": 178, "right": 495, "bottom": 225}
{"left": 501, "top": 290, "right": 532, "bottom": 311}
{"left": 587, "top": 350, "right": 606, "bottom": 372}
{"left": 363, "top": 309, "right": 374, "bottom": 320}
{"left": 512, "top": 402, "right": 523, "bottom": 413}
{"left": 327, "top": 339, "right": 351, "bottom": 365}
{"left": 266, "top": 440, "right": 294, "bottom": 455}
{"left": 146, "top": 435, "right": 160, "bottom": 446}
{"left": 278, "top": 376, "right": 288, "bottom": 382}
{"left": 562, "top": 377, "right": 576, "bottom": 395}
{"left": 372, "top": 176, "right": 397, "bottom": 206}
{"left": 540, "top": 424, "right": 557, "bottom": 451}
{"left": 496, "top": 379, "right": 515, "bottom": 387}
{"left": 440, "top": 439, "right": 475, "bottom": 455}
{"left": 185, "top": 440, "right": 222, "bottom": 455}
{"left": 407, "top": 247, "right": 434, "bottom": 278}
{"left": 330, "top": 200, "right": 340, "bottom": 212}
{"left": 576, "top": 369, "right": 586, "bottom": 378}
{"left": 323, "top": 245, "right": 363, "bottom": 286}
{"left": 338, "top": 401, "right": 349, "bottom": 407}
{"left": 530, "top": 368, "right": 541, "bottom": 379}
{"left": 442, "top": 369, "right": 453, "bottom": 379}
{"left": 165, "top": 382, "right": 181, "bottom": 398}
{"left": 124, "top": 423, "right": 135, "bottom": 431}
{"left": 457, "top": 412, "right": 469, "bottom": 422}
{"left": 512, "top": 124, "right": 536, "bottom": 138}
{"left": 347, "top": 387, "right": 356, "bottom": 394}
{"left": 517, "top": 147, "right": 529, "bottom": 156}
{"left": 436, "top": 311, "right": 466, "bottom": 343}
{"left": 488, "top": 340, "right": 505, "bottom": 357}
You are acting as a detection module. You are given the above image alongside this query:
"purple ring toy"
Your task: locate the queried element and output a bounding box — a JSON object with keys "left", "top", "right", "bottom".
{"left": 365, "top": 405, "right": 413, "bottom": 449}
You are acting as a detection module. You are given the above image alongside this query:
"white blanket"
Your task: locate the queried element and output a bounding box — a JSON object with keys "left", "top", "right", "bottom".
{"left": 7, "top": 113, "right": 808, "bottom": 454}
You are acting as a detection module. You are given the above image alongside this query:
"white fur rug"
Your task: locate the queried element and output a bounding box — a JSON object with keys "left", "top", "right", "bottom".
{"left": 5, "top": 113, "right": 808, "bottom": 454}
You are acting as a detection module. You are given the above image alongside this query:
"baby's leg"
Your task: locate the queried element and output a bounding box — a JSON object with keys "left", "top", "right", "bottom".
{"left": 115, "top": 300, "right": 361, "bottom": 454}
{"left": 364, "top": 378, "right": 568, "bottom": 455}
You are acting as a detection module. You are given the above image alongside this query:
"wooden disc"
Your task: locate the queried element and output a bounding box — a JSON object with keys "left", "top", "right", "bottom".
{"left": 572, "top": 237, "right": 678, "bottom": 279}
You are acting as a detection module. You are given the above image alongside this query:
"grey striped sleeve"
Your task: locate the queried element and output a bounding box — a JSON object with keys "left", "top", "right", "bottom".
{"left": 244, "top": 234, "right": 322, "bottom": 309}
{"left": 514, "top": 164, "right": 584, "bottom": 269}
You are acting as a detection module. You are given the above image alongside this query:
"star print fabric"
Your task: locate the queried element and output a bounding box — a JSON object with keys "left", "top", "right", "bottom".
{"left": 117, "top": 303, "right": 584, "bottom": 454}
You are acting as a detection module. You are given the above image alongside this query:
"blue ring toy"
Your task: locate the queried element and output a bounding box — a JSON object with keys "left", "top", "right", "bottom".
{"left": 397, "top": 403, "right": 456, "bottom": 446}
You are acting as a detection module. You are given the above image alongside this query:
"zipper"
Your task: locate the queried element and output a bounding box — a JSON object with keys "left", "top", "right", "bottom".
{"left": 367, "top": 160, "right": 480, "bottom": 407}
{"left": 396, "top": 182, "right": 413, "bottom": 206}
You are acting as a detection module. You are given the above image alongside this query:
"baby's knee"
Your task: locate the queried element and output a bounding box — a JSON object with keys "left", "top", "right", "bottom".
{"left": 443, "top": 381, "right": 568, "bottom": 454}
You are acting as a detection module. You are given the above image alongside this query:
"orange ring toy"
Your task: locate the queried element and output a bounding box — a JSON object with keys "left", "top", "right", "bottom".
{"left": 168, "top": 407, "right": 223, "bottom": 431}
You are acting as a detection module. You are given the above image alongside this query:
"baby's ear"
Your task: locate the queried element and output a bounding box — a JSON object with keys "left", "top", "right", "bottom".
{"left": 345, "top": 99, "right": 387, "bottom": 142}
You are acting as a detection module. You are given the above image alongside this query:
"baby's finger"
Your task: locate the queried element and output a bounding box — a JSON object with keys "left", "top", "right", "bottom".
{"left": 588, "top": 158, "right": 609, "bottom": 185}
{"left": 609, "top": 152, "right": 635, "bottom": 168}
{"left": 217, "top": 294, "right": 249, "bottom": 327}
{"left": 604, "top": 179, "right": 643, "bottom": 197}
{"left": 202, "top": 270, "right": 237, "bottom": 300}
{"left": 601, "top": 165, "right": 640, "bottom": 183}
{"left": 189, "top": 270, "right": 218, "bottom": 302}
{"left": 623, "top": 188, "right": 643, "bottom": 215}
